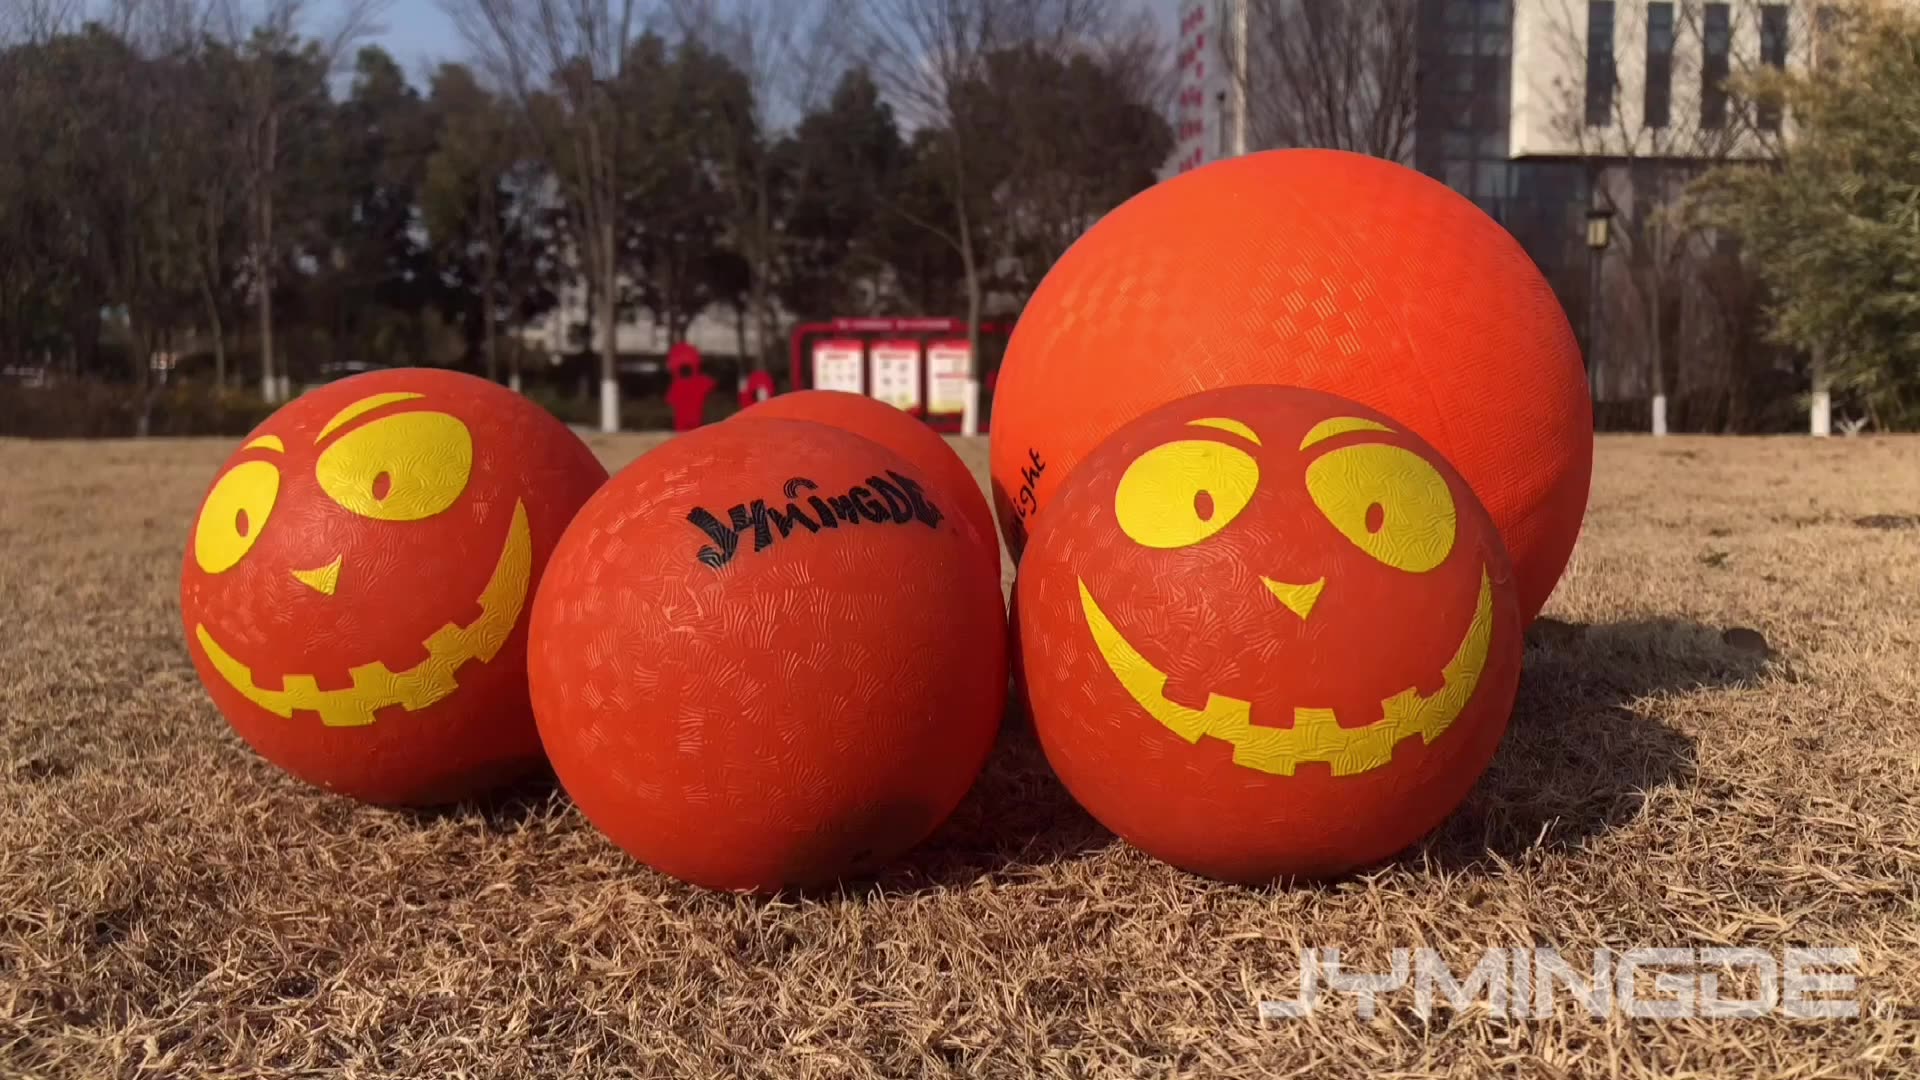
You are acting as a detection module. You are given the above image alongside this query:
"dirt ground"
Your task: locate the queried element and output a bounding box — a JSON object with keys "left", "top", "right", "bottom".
{"left": 2, "top": 433, "right": 1917, "bottom": 1078}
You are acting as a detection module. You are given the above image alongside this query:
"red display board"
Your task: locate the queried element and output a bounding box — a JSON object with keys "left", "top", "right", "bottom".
{"left": 810, "top": 338, "right": 865, "bottom": 395}
{"left": 867, "top": 339, "right": 923, "bottom": 413}
{"left": 787, "top": 318, "right": 1013, "bottom": 433}
{"left": 925, "top": 340, "right": 971, "bottom": 418}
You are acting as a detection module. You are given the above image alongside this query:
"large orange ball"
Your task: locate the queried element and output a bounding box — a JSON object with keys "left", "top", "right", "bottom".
{"left": 734, "top": 390, "right": 1001, "bottom": 578}
{"left": 1015, "top": 385, "right": 1521, "bottom": 882}
{"left": 527, "top": 419, "right": 1007, "bottom": 892}
{"left": 990, "top": 148, "right": 1589, "bottom": 626}
{"left": 180, "top": 368, "right": 609, "bottom": 805}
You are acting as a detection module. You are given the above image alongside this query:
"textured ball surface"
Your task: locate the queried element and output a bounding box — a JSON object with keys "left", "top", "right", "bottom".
{"left": 989, "top": 148, "right": 1589, "bottom": 626}
{"left": 735, "top": 390, "right": 1001, "bottom": 577}
{"left": 1015, "top": 385, "right": 1521, "bottom": 882}
{"left": 180, "top": 368, "right": 609, "bottom": 806}
{"left": 528, "top": 419, "right": 1007, "bottom": 893}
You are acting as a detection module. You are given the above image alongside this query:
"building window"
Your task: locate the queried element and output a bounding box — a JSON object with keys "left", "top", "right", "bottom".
{"left": 1644, "top": 2, "right": 1674, "bottom": 128}
{"left": 1585, "top": 2, "right": 1616, "bottom": 127}
{"left": 1702, "top": 3, "right": 1731, "bottom": 129}
{"left": 1814, "top": 4, "right": 1842, "bottom": 72}
{"left": 1758, "top": 4, "right": 1790, "bottom": 131}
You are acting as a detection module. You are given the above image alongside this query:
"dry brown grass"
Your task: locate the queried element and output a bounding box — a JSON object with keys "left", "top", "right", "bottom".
{"left": 2, "top": 433, "right": 1918, "bottom": 1079}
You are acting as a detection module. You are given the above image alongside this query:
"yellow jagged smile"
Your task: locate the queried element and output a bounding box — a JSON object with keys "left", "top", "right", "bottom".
{"left": 1076, "top": 567, "right": 1494, "bottom": 777}
{"left": 193, "top": 500, "right": 533, "bottom": 728}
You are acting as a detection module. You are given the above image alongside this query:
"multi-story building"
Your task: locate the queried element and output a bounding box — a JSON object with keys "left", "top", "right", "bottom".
{"left": 1498, "top": 1, "right": 1853, "bottom": 432}
{"left": 1164, "top": 0, "right": 1249, "bottom": 178}
{"left": 1180, "top": 0, "right": 1867, "bottom": 431}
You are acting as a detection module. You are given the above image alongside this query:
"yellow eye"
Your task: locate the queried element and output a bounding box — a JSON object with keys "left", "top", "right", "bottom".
{"left": 316, "top": 411, "right": 473, "bottom": 522}
{"left": 1304, "top": 443, "right": 1457, "bottom": 572}
{"left": 1114, "top": 439, "right": 1260, "bottom": 549}
{"left": 194, "top": 460, "right": 281, "bottom": 574}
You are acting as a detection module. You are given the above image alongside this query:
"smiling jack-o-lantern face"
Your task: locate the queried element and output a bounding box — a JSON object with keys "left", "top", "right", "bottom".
{"left": 179, "top": 368, "right": 608, "bottom": 806}
{"left": 1014, "top": 385, "right": 1521, "bottom": 882}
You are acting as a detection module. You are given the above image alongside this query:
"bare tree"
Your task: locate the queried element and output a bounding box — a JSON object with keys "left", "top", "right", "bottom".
{"left": 448, "top": 0, "right": 657, "bottom": 434}
{"left": 977, "top": 15, "right": 1173, "bottom": 304}
{"left": 667, "top": 0, "right": 837, "bottom": 377}
{"left": 216, "top": 0, "right": 384, "bottom": 403}
{"left": 1527, "top": 0, "right": 1773, "bottom": 434}
{"left": 1222, "top": 0, "right": 1418, "bottom": 161}
{"left": 837, "top": 0, "right": 1113, "bottom": 435}
{"left": 1, "top": 0, "right": 86, "bottom": 43}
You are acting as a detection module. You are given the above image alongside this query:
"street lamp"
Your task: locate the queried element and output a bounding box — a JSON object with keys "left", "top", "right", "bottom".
{"left": 1586, "top": 207, "right": 1613, "bottom": 251}
{"left": 1585, "top": 206, "right": 1614, "bottom": 408}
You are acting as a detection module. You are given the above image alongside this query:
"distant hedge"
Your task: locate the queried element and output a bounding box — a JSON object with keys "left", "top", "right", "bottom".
{"left": 0, "top": 378, "right": 747, "bottom": 438}
{"left": 0, "top": 382, "right": 279, "bottom": 438}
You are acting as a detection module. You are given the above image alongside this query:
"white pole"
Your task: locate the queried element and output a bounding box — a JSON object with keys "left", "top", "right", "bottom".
{"left": 960, "top": 378, "right": 981, "bottom": 437}
{"left": 600, "top": 378, "right": 620, "bottom": 434}
{"left": 1810, "top": 348, "right": 1831, "bottom": 436}
{"left": 1651, "top": 393, "right": 1668, "bottom": 437}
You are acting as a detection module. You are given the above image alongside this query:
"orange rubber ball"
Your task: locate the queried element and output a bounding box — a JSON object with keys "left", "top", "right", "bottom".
{"left": 528, "top": 418, "right": 1007, "bottom": 892}
{"left": 989, "top": 148, "right": 1590, "bottom": 627}
{"left": 734, "top": 389, "right": 1001, "bottom": 579}
{"left": 1015, "top": 384, "right": 1521, "bottom": 882}
{"left": 179, "top": 368, "right": 609, "bottom": 805}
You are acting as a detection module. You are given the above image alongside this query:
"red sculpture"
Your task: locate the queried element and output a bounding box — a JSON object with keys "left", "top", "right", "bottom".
{"left": 739, "top": 369, "right": 775, "bottom": 410}
{"left": 664, "top": 343, "right": 716, "bottom": 432}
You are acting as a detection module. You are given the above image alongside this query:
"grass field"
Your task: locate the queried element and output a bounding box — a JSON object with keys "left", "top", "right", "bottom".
{"left": 3, "top": 433, "right": 1918, "bottom": 1078}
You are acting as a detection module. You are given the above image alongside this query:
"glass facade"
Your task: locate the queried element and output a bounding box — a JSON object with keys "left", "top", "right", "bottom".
{"left": 1758, "top": 4, "right": 1790, "bottom": 131}
{"left": 1585, "top": 2, "right": 1617, "bottom": 127}
{"left": 1645, "top": 2, "right": 1675, "bottom": 129}
{"left": 1415, "top": 0, "right": 1591, "bottom": 349}
{"left": 1702, "top": 3, "right": 1732, "bottom": 129}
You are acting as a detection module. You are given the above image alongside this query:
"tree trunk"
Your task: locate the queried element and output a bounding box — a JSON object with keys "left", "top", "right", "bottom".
{"left": 483, "top": 304, "right": 500, "bottom": 387}
{"left": 482, "top": 252, "right": 500, "bottom": 383}
{"left": 1648, "top": 248, "right": 1667, "bottom": 437}
{"left": 129, "top": 319, "right": 153, "bottom": 438}
{"left": 750, "top": 166, "right": 774, "bottom": 373}
{"left": 958, "top": 198, "right": 983, "bottom": 437}
{"left": 598, "top": 215, "right": 619, "bottom": 434}
{"left": 482, "top": 184, "right": 501, "bottom": 383}
{"left": 200, "top": 278, "right": 227, "bottom": 391}
{"left": 733, "top": 302, "right": 749, "bottom": 386}
{"left": 944, "top": 119, "right": 985, "bottom": 436}
{"left": 255, "top": 192, "right": 277, "bottom": 397}
{"left": 257, "top": 245, "right": 275, "bottom": 403}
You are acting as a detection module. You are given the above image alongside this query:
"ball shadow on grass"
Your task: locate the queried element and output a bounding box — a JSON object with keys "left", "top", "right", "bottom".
{"left": 763, "top": 698, "right": 1116, "bottom": 901}
{"left": 400, "top": 615, "right": 1764, "bottom": 897}
{"left": 397, "top": 763, "right": 571, "bottom": 832}
{"left": 1419, "top": 616, "right": 1768, "bottom": 870}
{"left": 763, "top": 613, "right": 1773, "bottom": 897}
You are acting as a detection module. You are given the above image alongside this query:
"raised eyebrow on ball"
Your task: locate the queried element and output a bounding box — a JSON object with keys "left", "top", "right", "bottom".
{"left": 315, "top": 392, "right": 427, "bottom": 445}
{"left": 1185, "top": 417, "right": 1261, "bottom": 445}
{"left": 242, "top": 435, "right": 285, "bottom": 453}
{"left": 1298, "top": 416, "right": 1394, "bottom": 452}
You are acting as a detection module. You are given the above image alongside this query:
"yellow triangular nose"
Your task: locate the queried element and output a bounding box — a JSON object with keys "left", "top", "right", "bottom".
{"left": 1262, "top": 576, "right": 1325, "bottom": 621}
{"left": 292, "top": 556, "right": 342, "bottom": 596}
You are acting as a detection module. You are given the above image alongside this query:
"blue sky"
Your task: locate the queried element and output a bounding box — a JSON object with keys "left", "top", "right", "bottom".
{"left": 354, "top": 0, "right": 462, "bottom": 82}
{"left": 336, "top": 0, "right": 1181, "bottom": 93}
